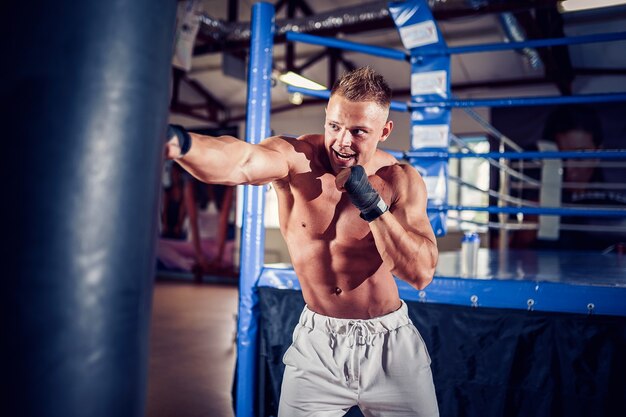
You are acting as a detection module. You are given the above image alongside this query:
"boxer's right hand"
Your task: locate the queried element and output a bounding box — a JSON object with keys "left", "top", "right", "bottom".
{"left": 337, "top": 165, "right": 388, "bottom": 222}
{"left": 165, "top": 124, "right": 192, "bottom": 159}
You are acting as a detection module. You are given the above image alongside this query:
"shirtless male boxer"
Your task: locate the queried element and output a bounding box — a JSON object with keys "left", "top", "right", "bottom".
{"left": 165, "top": 67, "right": 439, "bottom": 417}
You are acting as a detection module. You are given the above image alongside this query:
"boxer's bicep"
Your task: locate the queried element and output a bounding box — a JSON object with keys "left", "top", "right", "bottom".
{"left": 390, "top": 165, "right": 436, "bottom": 245}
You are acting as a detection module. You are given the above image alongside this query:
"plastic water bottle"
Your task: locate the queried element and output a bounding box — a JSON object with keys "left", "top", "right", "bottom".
{"left": 461, "top": 232, "right": 480, "bottom": 277}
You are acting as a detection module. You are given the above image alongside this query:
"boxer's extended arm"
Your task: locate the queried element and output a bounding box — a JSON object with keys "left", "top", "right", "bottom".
{"left": 339, "top": 164, "right": 438, "bottom": 290}
{"left": 165, "top": 126, "right": 289, "bottom": 186}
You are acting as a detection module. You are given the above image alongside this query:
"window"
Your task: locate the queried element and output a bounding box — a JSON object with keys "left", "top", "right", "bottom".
{"left": 447, "top": 135, "right": 490, "bottom": 231}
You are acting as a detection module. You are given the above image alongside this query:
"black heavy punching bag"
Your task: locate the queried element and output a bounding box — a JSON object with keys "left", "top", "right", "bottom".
{"left": 1, "top": 1, "right": 177, "bottom": 416}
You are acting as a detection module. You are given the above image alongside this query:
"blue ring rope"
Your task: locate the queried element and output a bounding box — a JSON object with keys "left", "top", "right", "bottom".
{"left": 410, "top": 92, "right": 626, "bottom": 108}
{"left": 286, "top": 30, "right": 626, "bottom": 59}
{"left": 286, "top": 31, "right": 408, "bottom": 61}
{"left": 442, "top": 31, "right": 626, "bottom": 55}
{"left": 430, "top": 205, "right": 626, "bottom": 217}
{"left": 401, "top": 150, "right": 626, "bottom": 160}
{"left": 289, "top": 86, "right": 626, "bottom": 111}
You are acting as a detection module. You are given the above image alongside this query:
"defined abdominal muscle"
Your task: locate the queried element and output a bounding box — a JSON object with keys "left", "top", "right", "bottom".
{"left": 289, "top": 238, "right": 382, "bottom": 281}
{"left": 288, "top": 239, "right": 400, "bottom": 315}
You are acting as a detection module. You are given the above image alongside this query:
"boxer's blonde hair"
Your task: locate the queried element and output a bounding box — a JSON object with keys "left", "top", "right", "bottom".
{"left": 330, "top": 66, "right": 392, "bottom": 109}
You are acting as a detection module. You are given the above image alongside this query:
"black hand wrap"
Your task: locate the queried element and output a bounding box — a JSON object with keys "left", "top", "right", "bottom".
{"left": 167, "top": 124, "right": 192, "bottom": 158}
{"left": 344, "top": 165, "right": 389, "bottom": 222}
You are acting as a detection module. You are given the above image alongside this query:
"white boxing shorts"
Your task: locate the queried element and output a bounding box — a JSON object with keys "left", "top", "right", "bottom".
{"left": 278, "top": 301, "right": 439, "bottom": 417}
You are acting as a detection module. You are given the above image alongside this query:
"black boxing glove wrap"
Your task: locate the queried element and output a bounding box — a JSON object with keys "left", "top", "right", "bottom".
{"left": 343, "top": 165, "right": 389, "bottom": 222}
{"left": 168, "top": 124, "right": 192, "bottom": 158}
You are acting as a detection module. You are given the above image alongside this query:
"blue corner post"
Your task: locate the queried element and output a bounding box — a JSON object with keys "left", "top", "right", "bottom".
{"left": 389, "top": 0, "right": 451, "bottom": 237}
{"left": 236, "top": 2, "right": 274, "bottom": 416}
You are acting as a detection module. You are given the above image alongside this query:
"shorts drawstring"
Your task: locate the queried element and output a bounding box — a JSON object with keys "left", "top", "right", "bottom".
{"left": 303, "top": 303, "right": 409, "bottom": 350}
{"left": 346, "top": 320, "right": 374, "bottom": 347}
{"left": 327, "top": 321, "right": 375, "bottom": 348}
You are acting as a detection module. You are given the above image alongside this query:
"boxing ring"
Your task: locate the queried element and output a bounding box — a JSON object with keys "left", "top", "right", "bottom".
{"left": 236, "top": 2, "right": 626, "bottom": 417}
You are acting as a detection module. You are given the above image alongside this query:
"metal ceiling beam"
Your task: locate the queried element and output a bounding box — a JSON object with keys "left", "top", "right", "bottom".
{"left": 296, "top": 0, "right": 314, "bottom": 17}
{"left": 325, "top": 48, "right": 357, "bottom": 88}
{"left": 295, "top": 49, "right": 328, "bottom": 72}
{"left": 183, "top": 0, "right": 568, "bottom": 125}
{"left": 170, "top": 102, "right": 217, "bottom": 124}
{"left": 228, "top": 0, "right": 238, "bottom": 22}
{"left": 535, "top": 7, "right": 574, "bottom": 95}
{"left": 283, "top": 0, "right": 320, "bottom": 72}
{"left": 285, "top": 0, "right": 297, "bottom": 71}
{"left": 194, "top": 0, "right": 560, "bottom": 55}
{"left": 328, "top": 48, "right": 338, "bottom": 87}
{"left": 513, "top": 7, "right": 574, "bottom": 95}
{"left": 170, "top": 68, "right": 227, "bottom": 124}
{"left": 434, "top": 0, "right": 558, "bottom": 19}
{"left": 274, "top": 0, "right": 288, "bottom": 14}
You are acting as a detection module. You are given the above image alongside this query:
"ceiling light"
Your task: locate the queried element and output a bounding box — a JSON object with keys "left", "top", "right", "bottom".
{"left": 278, "top": 71, "right": 326, "bottom": 91}
{"left": 558, "top": 0, "right": 626, "bottom": 12}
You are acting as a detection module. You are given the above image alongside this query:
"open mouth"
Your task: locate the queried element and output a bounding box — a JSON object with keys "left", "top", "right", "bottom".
{"left": 333, "top": 148, "right": 356, "bottom": 161}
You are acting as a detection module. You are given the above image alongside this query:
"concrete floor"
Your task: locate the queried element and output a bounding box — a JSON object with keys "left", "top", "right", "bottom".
{"left": 146, "top": 282, "right": 238, "bottom": 417}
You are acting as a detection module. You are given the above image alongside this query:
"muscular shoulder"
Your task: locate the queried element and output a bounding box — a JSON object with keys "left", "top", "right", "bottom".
{"left": 297, "top": 133, "right": 325, "bottom": 151}
{"left": 261, "top": 134, "right": 319, "bottom": 155}
{"left": 377, "top": 161, "right": 427, "bottom": 204}
{"left": 260, "top": 134, "right": 321, "bottom": 185}
{"left": 391, "top": 162, "right": 423, "bottom": 180}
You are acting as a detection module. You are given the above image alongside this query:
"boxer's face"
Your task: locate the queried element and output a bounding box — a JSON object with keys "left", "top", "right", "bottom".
{"left": 324, "top": 94, "right": 393, "bottom": 175}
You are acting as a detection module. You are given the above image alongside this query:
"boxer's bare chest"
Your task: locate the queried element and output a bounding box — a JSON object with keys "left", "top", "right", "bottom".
{"left": 275, "top": 164, "right": 395, "bottom": 246}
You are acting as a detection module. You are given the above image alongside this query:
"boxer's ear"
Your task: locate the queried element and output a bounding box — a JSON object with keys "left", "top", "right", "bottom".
{"left": 379, "top": 120, "right": 394, "bottom": 143}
